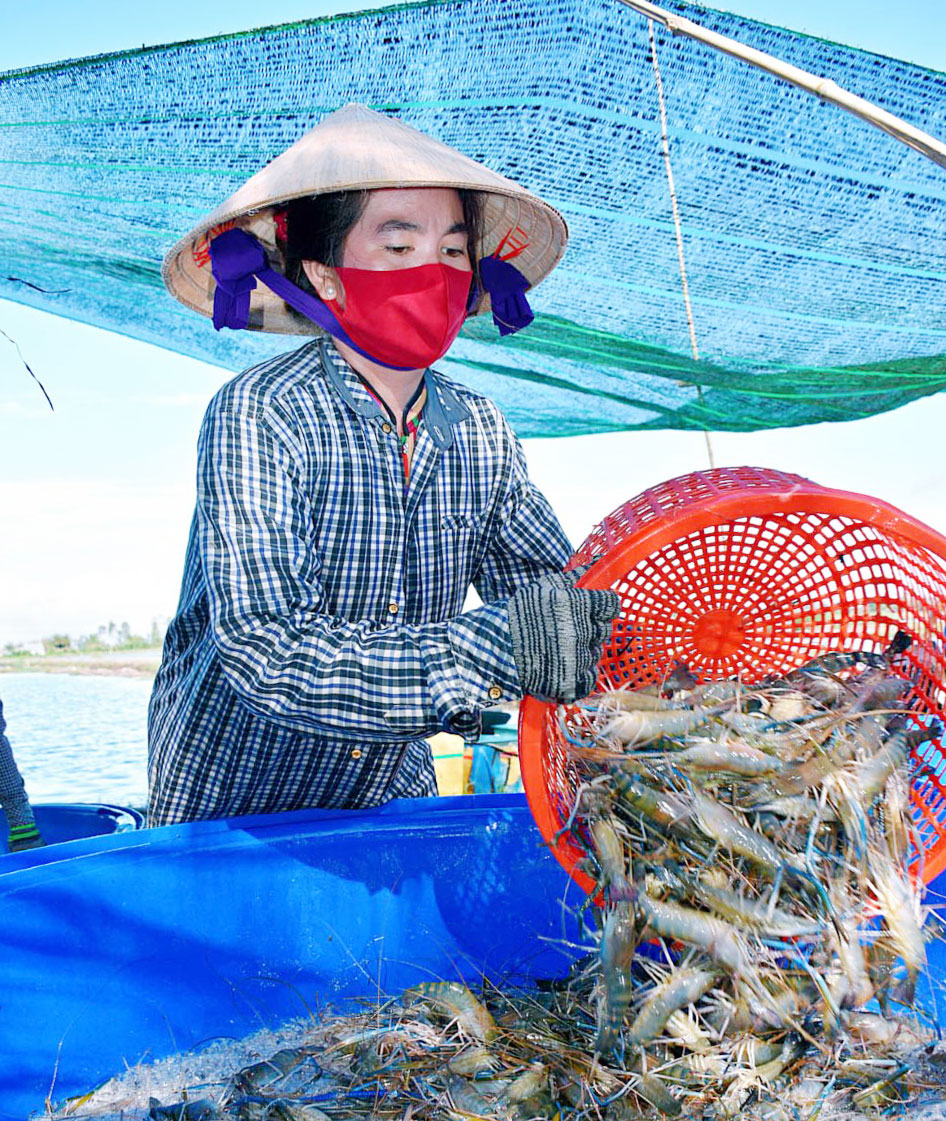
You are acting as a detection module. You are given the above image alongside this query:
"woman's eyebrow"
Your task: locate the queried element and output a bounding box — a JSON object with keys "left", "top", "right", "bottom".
{"left": 374, "top": 219, "right": 470, "bottom": 235}
{"left": 375, "top": 219, "right": 422, "bottom": 233}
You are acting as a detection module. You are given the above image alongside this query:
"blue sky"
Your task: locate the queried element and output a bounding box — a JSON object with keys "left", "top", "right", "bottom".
{"left": 1, "top": 0, "right": 945, "bottom": 644}
{"left": 1, "top": 0, "right": 942, "bottom": 73}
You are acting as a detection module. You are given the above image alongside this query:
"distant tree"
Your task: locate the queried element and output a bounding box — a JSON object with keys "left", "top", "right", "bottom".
{"left": 43, "top": 634, "right": 73, "bottom": 654}
{"left": 77, "top": 632, "right": 108, "bottom": 653}
{"left": 120, "top": 629, "right": 151, "bottom": 650}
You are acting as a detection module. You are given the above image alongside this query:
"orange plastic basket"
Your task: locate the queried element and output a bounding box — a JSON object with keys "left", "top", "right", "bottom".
{"left": 519, "top": 466, "right": 946, "bottom": 894}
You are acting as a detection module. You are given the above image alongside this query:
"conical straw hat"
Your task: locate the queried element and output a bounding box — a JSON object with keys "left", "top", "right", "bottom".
{"left": 162, "top": 103, "right": 568, "bottom": 335}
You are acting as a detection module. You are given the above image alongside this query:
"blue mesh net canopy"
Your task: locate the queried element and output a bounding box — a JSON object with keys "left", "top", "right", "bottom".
{"left": 1, "top": 0, "right": 944, "bottom": 436}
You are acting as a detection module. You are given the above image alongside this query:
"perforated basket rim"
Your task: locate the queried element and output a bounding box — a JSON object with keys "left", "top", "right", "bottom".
{"left": 519, "top": 469, "right": 946, "bottom": 894}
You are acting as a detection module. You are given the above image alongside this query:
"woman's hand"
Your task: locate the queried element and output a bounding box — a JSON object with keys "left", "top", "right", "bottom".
{"left": 506, "top": 572, "right": 620, "bottom": 703}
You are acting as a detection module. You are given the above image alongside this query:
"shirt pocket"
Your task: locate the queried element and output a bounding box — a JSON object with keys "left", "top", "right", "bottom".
{"left": 440, "top": 513, "right": 485, "bottom": 532}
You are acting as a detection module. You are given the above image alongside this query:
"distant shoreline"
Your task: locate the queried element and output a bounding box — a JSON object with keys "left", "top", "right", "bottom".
{"left": 0, "top": 648, "right": 162, "bottom": 678}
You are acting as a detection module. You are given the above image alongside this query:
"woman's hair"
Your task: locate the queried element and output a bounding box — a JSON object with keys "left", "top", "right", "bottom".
{"left": 280, "top": 188, "right": 483, "bottom": 301}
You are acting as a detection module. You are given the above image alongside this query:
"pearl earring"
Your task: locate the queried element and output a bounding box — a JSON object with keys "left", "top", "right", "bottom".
{"left": 325, "top": 286, "right": 336, "bottom": 299}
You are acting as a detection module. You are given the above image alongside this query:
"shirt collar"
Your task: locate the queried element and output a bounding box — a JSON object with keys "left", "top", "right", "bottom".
{"left": 317, "top": 338, "right": 470, "bottom": 450}
{"left": 355, "top": 369, "right": 427, "bottom": 435}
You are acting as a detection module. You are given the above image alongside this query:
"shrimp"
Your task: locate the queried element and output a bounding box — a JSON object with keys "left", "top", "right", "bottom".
{"left": 600, "top": 706, "right": 717, "bottom": 747}
{"left": 825, "top": 729, "right": 909, "bottom": 854}
{"left": 637, "top": 893, "right": 751, "bottom": 976}
{"left": 595, "top": 688, "right": 674, "bottom": 712}
{"left": 589, "top": 814, "right": 631, "bottom": 892}
{"left": 644, "top": 858, "right": 819, "bottom": 940}
{"left": 770, "top": 727, "right": 860, "bottom": 797}
{"left": 746, "top": 794, "right": 838, "bottom": 823}
{"left": 443, "top": 1072, "right": 507, "bottom": 1119}
{"left": 672, "top": 740, "right": 785, "bottom": 778}
{"left": 635, "top": 1073, "right": 683, "bottom": 1117}
{"left": 824, "top": 913, "right": 874, "bottom": 1027}
{"left": 148, "top": 1101, "right": 218, "bottom": 1121}
{"left": 869, "top": 847, "right": 927, "bottom": 1004}
{"left": 718, "top": 710, "right": 827, "bottom": 756}
{"left": 799, "top": 673, "right": 849, "bottom": 708}
{"left": 502, "top": 1063, "right": 549, "bottom": 1104}
{"left": 676, "top": 678, "right": 744, "bottom": 706}
{"left": 624, "top": 967, "right": 719, "bottom": 1048}
{"left": 664, "top": 1006, "right": 715, "bottom": 1055}
{"left": 716, "top": 1033, "right": 807, "bottom": 1118}
{"left": 845, "top": 667, "right": 910, "bottom": 714}
{"left": 847, "top": 729, "right": 909, "bottom": 805}
{"left": 755, "top": 1029, "right": 808, "bottom": 1078}
{"left": 447, "top": 1046, "right": 497, "bottom": 1076}
{"left": 404, "top": 982, "right": 498, "bottom": 1044}
{"left": 663, "top": 661, "right": 700, "bottom": 693}
{"left": 264, "top": 1103, "right": 334, "bottom": 1121}
{"left": 844, "top": 1011, "right": 930, "bottom": 1049}
{"left": 684, "top": 1033, "right": 783, "bottom": 1082}
{"left": 609, "top": 768, "right": 692, "bottom": 832}
{"left": 766, "top": 691, "right": 819, "bottom": 722}
{"left": 766, "top": 650, "right": 885, "bottom": 717}
{"left": 692, "top": 878, "right": 823, "bottom": 939}
{"left": 232, "top": 1047, "right": 315, "bottom": 1093}
{"left": 691, "top": 792, "right": 788, "bottom": 876}
{"left": 595, "top": 901, "right": 639, "bottom": 1051}
{"left": 881, "top": 768, "right": 912, "bottom": 865}
{"left": 781, "top": 651, "right": 886, "bottom": 686}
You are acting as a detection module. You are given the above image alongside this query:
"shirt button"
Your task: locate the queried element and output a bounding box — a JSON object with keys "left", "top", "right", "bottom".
{"left": 351, "top": 748, "right": 363, "bottom": 760}
{"left": 387, "top": 602, "right": 399, "bottom": 615}
{"left": 488, "top": 685, "right": 503, "bottom": 701}
{"left": 381, "top": 422, "right": 393, "bottom": 434}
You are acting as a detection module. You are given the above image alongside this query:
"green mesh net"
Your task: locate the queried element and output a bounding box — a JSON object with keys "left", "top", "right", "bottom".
{"left": 1, "top": 0, "right": 944, "bottom": 435}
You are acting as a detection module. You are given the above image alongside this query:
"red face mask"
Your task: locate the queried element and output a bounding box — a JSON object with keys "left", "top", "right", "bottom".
{"left": 326, "top": 263, "right": 473, "bottom": 370}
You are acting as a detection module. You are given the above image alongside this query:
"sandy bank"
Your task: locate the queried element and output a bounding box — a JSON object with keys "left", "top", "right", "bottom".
{"left": 0, "top": 649, "right": 162, "bottom": 678}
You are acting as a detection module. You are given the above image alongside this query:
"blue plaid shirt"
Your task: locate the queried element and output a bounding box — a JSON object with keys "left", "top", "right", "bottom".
{"left": 148, "top": 338, "right": 572, "bottom": 824}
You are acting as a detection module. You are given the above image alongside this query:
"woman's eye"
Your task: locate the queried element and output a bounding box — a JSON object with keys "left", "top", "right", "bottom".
{"left": 442, "top": 246, "right": 468, "bottom": 258}
{"left": 385, "top": 244, "right": 411, "bottom": 255}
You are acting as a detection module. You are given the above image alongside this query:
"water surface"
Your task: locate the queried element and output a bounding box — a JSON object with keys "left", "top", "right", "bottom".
{"left": 0, "top": 673, "right": 150, "bottom": 809}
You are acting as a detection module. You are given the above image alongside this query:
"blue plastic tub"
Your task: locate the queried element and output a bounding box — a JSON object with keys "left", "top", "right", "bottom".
{"left": 0, "top": 794, "right": 586, "bottom": 1119}
{"left": 0, "top": 802, "right": 144, "bottom": 853}
{"left": 2, "top": 794, "right": 943, "bottom": 1119}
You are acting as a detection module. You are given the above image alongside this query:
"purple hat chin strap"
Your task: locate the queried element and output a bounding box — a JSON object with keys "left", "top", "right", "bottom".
{"left": 478, "top": 254, "right": 535, "bottom": 337}
{"left": 208, "top": 227, "right": 535, "bottom": 362}
{"left": 209, "top": 226, "right": 368, "bottom": 347}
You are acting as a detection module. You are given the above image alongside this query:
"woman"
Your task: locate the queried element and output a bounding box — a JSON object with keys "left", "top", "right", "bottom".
{"left": 148, "top": 104, "right": 618, "bottom": 826}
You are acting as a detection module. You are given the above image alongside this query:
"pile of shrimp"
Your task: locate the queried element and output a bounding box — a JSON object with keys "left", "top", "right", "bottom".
{"left": 63, "top": 952, "right": 946, "bottom": 1121}
{"left": 550, "top": 633, "right": 946, "bottom": 1117}
{"left": 57, "top": 637, "right": 946, "bottom": 1121}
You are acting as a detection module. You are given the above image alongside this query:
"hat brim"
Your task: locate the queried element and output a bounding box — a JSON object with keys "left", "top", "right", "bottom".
{"left": 161, "top": 104, "right": 568, "bottom": 335}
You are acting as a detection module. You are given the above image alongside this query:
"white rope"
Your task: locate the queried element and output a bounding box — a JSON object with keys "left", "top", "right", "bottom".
{"left": 648, "top": 19, "right": 715, "bottom": 468}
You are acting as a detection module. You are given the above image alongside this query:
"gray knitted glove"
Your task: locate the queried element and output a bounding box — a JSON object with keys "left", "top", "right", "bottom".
{"left": 507, "top": 572, "right": 620, "bottom": 703}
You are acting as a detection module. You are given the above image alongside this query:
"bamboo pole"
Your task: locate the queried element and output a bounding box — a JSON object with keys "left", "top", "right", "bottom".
{"left": 616, "top": 0, "right": 946, "bottom": 171}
